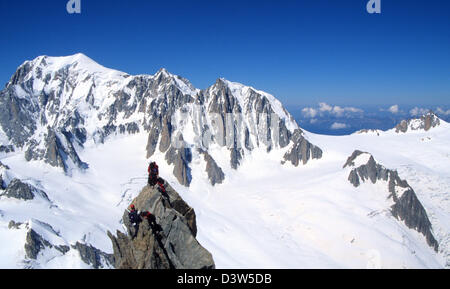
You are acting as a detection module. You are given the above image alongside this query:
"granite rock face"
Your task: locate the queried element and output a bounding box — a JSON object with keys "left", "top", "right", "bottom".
{"left": 202, "top": 78, "right": 298, "bottom": 169}
{"left": 200, "top": 150, "right": 225, "bottom": 186}
{"left": 24, "top": 228, "right": 69, "bottom": 260}
{"left": 24, "top": 127, "right": 88, "bottom": 174}
{"left": 0, "top": 88, "right": 37, "bottom": 147}
{"left": 1, "top": 179, "right": 50, "bottom": 201}
{"left": 344, "top": 150, "right": 439, "bottom": 252}
{"left": 165, "top": 145, "right": 192, "bottom": 187}
{"left": 108, "top": 181, "right": 214, "bottom": 269}
{"left": 282, "top": 129, "right": 323, "bottom": 166}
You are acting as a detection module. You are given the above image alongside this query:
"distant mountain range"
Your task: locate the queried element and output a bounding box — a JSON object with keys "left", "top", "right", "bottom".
{"left": 288, "top": 103, "right": 450, "bottom": 136}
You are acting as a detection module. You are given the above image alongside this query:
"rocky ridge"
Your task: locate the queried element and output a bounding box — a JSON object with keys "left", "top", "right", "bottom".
{"left": 344, "top": 150, "right": 439, "bottom": 251}
{"left": 107, "top": 179, "right": 215, "bottom": 269}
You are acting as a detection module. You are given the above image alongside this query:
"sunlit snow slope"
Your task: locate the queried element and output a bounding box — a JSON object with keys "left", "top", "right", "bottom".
{"left": 0, "top": 54, "right": 448, "bottom": 268}
{"left": 178, "top": 122, "right": 450, "bottom": 268}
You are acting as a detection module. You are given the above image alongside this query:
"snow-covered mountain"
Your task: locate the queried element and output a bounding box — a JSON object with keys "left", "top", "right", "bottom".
{"left": 395, "top": 111, "right": 441, "bottom": 133}
{"left": 0, "top": 54, "right": 448, "bottom": 268}
{"left": 0, "top": 53, "right": 320, "bottom": 185}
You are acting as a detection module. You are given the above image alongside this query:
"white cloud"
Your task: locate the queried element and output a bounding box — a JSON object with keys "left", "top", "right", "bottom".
{"left": 330, "top": 106, "right": 362, "bottom": 117}
{"left": 301, "top": 102, "right": 363, "bottom": 118}
{"left": 345, "top": 107, "right": 364, "bottom": 113}
{"left": 436, "top": 107, "right": 450, "bottom": 116}
{"left": 410, "top": 107, "right": 429, "bottom": 116}
{"left": 319, "top": 102, "right": 333, "bottom": 112}
{"left": 330, "top": 122, "right": 348, "bottom": 130}
{"left": 388, "top": 105, "right": 399, "bottom": 114}
{"left": 332, "top": 106, "right": 345, "bottom": 117}
{"left": 301, "top": 107, "right": 318, "bottom": 118}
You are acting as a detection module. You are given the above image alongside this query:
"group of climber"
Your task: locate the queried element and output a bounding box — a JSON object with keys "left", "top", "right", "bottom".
{"left": 127, "top": 161, "right": 168, "bottom": 239}
{"left": 128, "top": 204, "right": 162, "bottom": 239}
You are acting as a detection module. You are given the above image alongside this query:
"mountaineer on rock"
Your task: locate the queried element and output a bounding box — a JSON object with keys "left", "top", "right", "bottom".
{"left": 128, "top": 204, "right": 141, "bottom": 238}
{"left": 141, "top": 211, "right": 163, "bottom": 237}
{"left": 147, "top": 161, "right": 170, "bottom": 204}
{"left": 148, "top": 161, "right": 159, "bottom": 186}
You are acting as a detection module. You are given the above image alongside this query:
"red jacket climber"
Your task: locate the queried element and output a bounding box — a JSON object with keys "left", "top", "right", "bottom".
{"left": 148, "top": 162, "right": 159, "bottom": 186}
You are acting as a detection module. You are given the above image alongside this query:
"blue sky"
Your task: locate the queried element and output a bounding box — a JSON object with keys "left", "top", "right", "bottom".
{"left": 0, "top": 0, "right": 449, "bottom": 106}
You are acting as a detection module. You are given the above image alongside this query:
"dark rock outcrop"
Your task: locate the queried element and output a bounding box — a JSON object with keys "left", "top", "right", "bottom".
{"left": 159, "top": 116, "right": 173, "bottom": 153}
{"left": 71, "top": 242, "right": 114, "bottom": 269}
{"left": 165, "top": 144, "right": 192, "bottom": 187}
{"left": 395, "top": 111, "right": 441, "bottom": 133}
{"left": 282, "top": 129, "right": 323, "bottom": 166}
{"left": 25, "top": 127, "right": 88, "bottom": 173}
{"left": 0, "top": 175, "right": 4, "bottom": 190}
{"left": 1, "top": 179, "right": 49, "bottom": 201}
{"left": 343, "top": 150, "right": 365, "bottom": 168}
{"left": 24, "top": 221, "right": 70, "bottom": 260}
{"left": 344, "top": 150, "right": 439, "bottom": 252}
{"left": 200, "top": 150, "right": 225, "bottom": 186}
{"left": 25, "top": 228, "right": 54, "bottom": 259}
{"left": 0, "top": 161, "right": 9, "bottom": 190}
{"left": 146, "top": 122, "right": 161, "bottom": 158}
{"left": 0, "top": 89, "right": 37, "bottom": 147}
{"left": 118, "top": 122, "right": 140, "bottom": 135}
{"left": 0, "top": 161, "right": 10, "bottom": 170}
{"left": 230, "top": 147, "right": 243, "bottom": 170}
{"left": 354, "top": 129, "right": 381, "bottom": 136}
{"left": 0, "top": 145, "right": 14, "bottom": 153}
{"left": 344, "top": 151, "right": 389, "bottom": 185}
{"left": 21, "top": 219, "right": 111, "bottom": 268}
{"left": 8, "top": 220, "right": 23, "bottom": 229}
{"left": 108, "top": 181, "right": 214, "bottom": 269}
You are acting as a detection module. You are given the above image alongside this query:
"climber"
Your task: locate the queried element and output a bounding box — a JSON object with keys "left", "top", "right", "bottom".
{"left": 147, "top": 162, "right": 170, "bottom": 205}
{"left": 141, "top": 211, "right": 163, "bottom": 236}
{"left": 148, "top": 161, "right": 159, "bottom": 186}
{"left": 128, "top": 204, "right": 141, "bottom": 238}
{"left": 156, "top": 177, "right": 167, "bottom": 194}
{"left": 157, "top": 177, "right": 171, "bottom": 205}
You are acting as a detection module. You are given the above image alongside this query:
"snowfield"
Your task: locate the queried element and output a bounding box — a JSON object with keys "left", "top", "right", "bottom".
{"left": 0, "top": 120, "right": 448, "bottom": 268}
{"left": 0, "top": 54, "right": 448, "bottom": 269}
